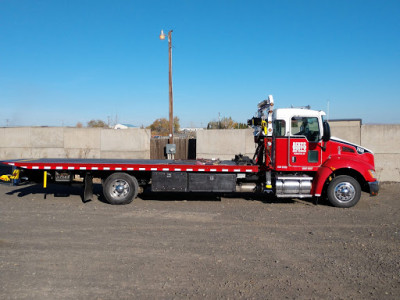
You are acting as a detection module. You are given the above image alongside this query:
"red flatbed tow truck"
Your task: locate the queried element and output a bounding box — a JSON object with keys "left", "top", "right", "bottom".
{"left": 0, "top": 96, "right": 379, "bottom": 207}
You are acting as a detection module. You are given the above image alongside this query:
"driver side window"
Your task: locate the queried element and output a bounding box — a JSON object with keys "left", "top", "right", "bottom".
{"left": 291, "top": 117, "right": 320, "bottom": 142}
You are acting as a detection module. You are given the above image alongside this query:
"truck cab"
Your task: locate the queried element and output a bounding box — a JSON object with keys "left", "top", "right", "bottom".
{"left": 251, "top": 96, "right": 379, "bottom": 208}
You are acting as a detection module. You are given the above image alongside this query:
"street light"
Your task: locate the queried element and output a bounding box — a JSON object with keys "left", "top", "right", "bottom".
{"left": 159, "top": 29, "right": 174, "bottom": 145}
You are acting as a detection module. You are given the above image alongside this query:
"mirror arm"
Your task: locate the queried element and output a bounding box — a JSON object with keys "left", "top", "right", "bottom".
{"left": 321, "top": 140, "right": 327, "bottom": 151}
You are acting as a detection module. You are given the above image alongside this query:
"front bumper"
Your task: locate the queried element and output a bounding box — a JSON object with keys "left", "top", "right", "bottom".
{"left": 368, "top": 181, "right": 379, "bottom": 196}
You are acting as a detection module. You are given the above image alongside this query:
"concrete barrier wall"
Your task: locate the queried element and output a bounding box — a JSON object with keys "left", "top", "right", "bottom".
{"left": 196, "top": 129, "right": 256, "bottom": 160}
{"left": 1, "top": 124, "right": 399, "bottom": 182}
{"left": 0, "top": 127, "right": 151, "bottom": 160}
{"left": 361, "top": 125, "right": 400, "bottom": 182}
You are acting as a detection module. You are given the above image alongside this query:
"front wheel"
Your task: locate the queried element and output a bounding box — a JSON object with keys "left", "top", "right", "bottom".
{"left": 103, "top": 173, "right": 139, "bottom": 205}
{"left": 327, "top": 175, "right": 361, "bottom": 208}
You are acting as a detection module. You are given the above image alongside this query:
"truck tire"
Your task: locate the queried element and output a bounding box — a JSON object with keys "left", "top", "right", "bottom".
{"left": 103, "top": 173, "right": 139, "bottom": 205}
{"left": 327, "top": 175, "right": 361, "bottom": 208}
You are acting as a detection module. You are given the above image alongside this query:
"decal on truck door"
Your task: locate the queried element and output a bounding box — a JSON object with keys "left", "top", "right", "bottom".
{"left": 292, "top": 142, "right": 307, "bottom": 155}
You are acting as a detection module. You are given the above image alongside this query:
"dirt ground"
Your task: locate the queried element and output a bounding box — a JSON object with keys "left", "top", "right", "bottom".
{"left": 0, "top": 181, "right": 399, "bottom": 300}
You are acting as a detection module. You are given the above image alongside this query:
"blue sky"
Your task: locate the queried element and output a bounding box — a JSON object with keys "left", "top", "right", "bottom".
{"left": 1, "top": 0, "right": 399, "bottom": 127}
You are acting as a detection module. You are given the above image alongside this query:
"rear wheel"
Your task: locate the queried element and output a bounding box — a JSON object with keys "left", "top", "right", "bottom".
{"left": 103, "top": 173, "right": 139, "bottom": 205}
{"left": 327, "top": 175, "right": 361, "bottom": 208}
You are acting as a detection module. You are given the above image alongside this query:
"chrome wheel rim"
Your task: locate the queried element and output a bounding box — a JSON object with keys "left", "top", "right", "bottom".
{"left": 334, "top": 182, "right": 356, "bottom": 203}
{"left": 109, "top": 179, "right": 130, "bottom": 199}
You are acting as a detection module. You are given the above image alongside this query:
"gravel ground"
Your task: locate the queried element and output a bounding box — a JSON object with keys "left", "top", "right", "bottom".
{"left": 0, "top": 181, "right": 399, "bottom": 299}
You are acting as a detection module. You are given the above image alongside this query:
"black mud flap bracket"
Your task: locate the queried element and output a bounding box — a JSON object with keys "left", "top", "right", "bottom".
{"left": 83, "top": 173, "right": 93, "bottom": 203}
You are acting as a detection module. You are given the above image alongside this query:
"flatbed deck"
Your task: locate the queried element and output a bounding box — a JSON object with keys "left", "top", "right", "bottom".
{"left": 1, "top": 158, "right": 259, "bottom": 173}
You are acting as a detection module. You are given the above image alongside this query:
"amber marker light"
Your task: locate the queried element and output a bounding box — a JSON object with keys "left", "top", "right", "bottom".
{"left": 368, "top": 169, "right": 377, "bottom": 179}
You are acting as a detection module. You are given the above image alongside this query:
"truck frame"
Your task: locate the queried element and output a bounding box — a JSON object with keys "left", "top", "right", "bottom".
{"left": 0, "top": 95, "right": 379, "bottom": 208}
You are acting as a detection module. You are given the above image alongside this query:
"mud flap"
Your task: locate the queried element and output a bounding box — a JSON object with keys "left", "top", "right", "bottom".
{"left": 83, "top": 173, "right": 93, "bottom": 203}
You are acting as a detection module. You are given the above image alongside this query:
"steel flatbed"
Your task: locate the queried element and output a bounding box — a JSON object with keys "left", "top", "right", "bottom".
{"left": 1, "top": 158, "right": 259, "bottom": 173}
{"left": 1, "top": 158, "right": 260, "bottom": 204}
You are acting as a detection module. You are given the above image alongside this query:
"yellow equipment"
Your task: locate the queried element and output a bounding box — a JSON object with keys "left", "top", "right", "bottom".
{"left": 0, "top": 169, "right": 20, "bottom": 182}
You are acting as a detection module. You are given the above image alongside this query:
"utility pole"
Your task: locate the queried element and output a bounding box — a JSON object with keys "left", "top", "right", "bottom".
{"left": 160, "top": 29, "right": 176, "bottom": 159}
{"left": 160, "top": 30, "right": 174, "bottom": 144}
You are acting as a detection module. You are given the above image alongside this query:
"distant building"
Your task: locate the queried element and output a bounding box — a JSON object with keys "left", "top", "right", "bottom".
{"left": 181, "top": 127, "right": 204, "bottom": 132}
{"left": 114, "top": 123, "right": 138, "bottom": 130}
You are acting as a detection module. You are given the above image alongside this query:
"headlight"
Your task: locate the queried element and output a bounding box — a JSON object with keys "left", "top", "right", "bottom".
{"left": 368, "top": 169, "right": 377, "bottom": 179}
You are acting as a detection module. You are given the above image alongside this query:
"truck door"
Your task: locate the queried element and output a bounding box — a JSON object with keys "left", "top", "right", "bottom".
{"left": 289, "top": 117, "right": 322, "bottom": 168}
